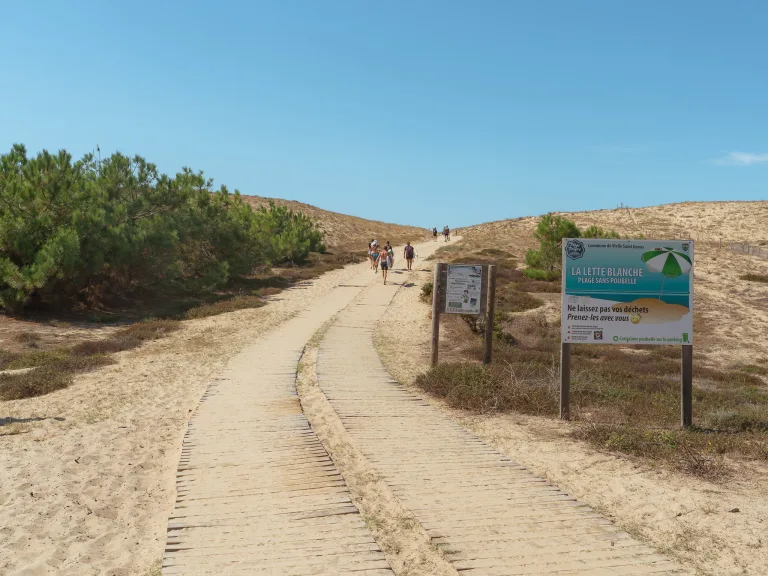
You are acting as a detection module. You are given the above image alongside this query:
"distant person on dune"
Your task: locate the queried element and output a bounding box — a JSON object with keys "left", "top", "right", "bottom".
{"left": 404, "top": 241, "right": 415, "bottom": 271}
{"left": 433, "top": 227, "right": 438, "bottom": 241}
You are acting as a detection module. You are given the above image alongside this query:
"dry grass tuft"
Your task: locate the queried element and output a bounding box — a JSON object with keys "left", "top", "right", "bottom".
{"left": 118, "top": 319, "right": 180, "bottom": 341}
{"left": 13, "top": 332, "right": 41, "bottom": 346}
{"left": 71, "top": 337, "right": 141, "bottom": 356}
{"left": 740, "top": 273, "right": 768, "bottom": 283}
{"left": 0, "top": 368, "right": 73, "bottom": 401}
{"left": 0, "top": 349, "right": 20, "bottom": 370}
{"left": 184, "top": 295, "right": 266, "bottom": 320}
{"left": 1, "top": 319, "right": 180, "bottom": 401}
{"left": 420, "top": 281, "right": 433, "bottom": 303}
{"left": 416, "top": 361, "right": 559, "bottom": 415}
{"left": 574, "top": 423, "right": 733, "bottom": 480}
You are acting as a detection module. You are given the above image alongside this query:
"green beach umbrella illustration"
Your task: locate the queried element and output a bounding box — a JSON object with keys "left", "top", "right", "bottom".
{"left": 641, "top": 247, "right": 692, "bottom": 299}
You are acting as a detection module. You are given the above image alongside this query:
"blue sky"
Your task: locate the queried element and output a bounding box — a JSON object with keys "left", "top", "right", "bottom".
{"left": 2, "top": 1, "right": 766, "bottom": 228}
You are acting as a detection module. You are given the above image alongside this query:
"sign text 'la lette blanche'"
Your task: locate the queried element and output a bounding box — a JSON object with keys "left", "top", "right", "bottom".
{"left": 561, "top": 238, "right": 693, "bottom": 345}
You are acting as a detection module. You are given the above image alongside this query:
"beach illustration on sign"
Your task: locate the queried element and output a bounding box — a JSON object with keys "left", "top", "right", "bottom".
{"left": 610, "top": 298, "right": 690, "bottom": 324}
{"left": 641, "top": 246, "right": 692, "bottom": 299}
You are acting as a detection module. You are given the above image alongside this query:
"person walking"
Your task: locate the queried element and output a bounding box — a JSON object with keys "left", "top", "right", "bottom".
{"left": 404, "top": 241, "right": 415, "bottom": 271}
{"left": 371, "top": 244, "right": 380, "bottom": 273}
{"left": 433, "top": 227, "right": 438, "bottom": 242}
{"left": 380, "top": 245, "right": 390, "bottom": 284}
{"left": 446, "top": 226, "right": 451, "bottom": 241}
{"left": 368, "top": 241, "right": 374, "bottom": 269}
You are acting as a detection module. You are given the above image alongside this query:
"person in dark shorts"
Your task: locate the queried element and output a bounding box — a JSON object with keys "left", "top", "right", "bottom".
{"left": 403, "top": 241, "right": 415, "bottom": 271}
{"left": 433, "top": 227, "right": 438, "bottom": 241}
{"left": 380, "top": 247, "right": 389, "bottom": 284}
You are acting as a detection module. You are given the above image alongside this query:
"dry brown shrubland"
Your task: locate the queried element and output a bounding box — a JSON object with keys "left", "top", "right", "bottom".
{"left": 417, "top": 202, "right": 768, "bottom": 478}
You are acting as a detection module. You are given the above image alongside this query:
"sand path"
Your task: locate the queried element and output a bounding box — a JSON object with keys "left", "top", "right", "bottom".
{"left": 161, "top": 266, "right": 394, "bottom": 575}
{"left": 314, "top": 259, "right": 690, "bottom": 575}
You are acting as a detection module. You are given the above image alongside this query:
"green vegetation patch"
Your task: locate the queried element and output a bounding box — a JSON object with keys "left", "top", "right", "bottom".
{"left": 0, "top": 144, "right": 325, "bottom": 313}
{"left": 415, "top": 362, "right": 558, "bottom": 415}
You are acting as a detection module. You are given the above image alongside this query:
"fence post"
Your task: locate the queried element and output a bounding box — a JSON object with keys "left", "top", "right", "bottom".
{"left": 483, "top": 265, "right": 497, "bottom": 365}
{"left": 560, "top": 343, "right": 571, "bottom": 420}
{"left": 430, "top": 263, "right": 443, "bottom": 367}
{"left": 681, "top": 346, "right": 693, "bottom": 427}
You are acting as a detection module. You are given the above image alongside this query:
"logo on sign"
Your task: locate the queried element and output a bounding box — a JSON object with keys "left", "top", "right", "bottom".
{"left": 682, "top": 243, "right": 689, "bottom": 252}
{"left": 565, "top": 239, "right": 585, "bottom": 260}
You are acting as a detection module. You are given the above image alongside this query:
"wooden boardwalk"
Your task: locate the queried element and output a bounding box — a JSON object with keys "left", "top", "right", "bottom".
{"left": 162, "top": 275, "right": 394, "bottom": 576}
{"left": 317, "top": 282, "right": 690, "bottom": 576}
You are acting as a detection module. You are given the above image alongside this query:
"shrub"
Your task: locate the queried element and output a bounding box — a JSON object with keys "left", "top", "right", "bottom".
{"left": 0, "top": 144, "right": 326, "bottom": 310}
{"left": 582, "top": 225, "right": 621, "bottom": 239}
{"left": 533, "top": 214, "right": 580, "bottom": 271}
{"left": 416, "top": 362, "right": 558, "bottom": 414}
{"left": 523, "top": 218, "right": 619, "bottom": 278}
{"left": 420, "top": 281, "right": 433, "bottom": 302}
{"left": 0, "top": 368, "right": 73, "bottom": 401}
{"left": 524, "top": 249, "right": 543, "bottom": 269}
{"left": 523, "top": 268, "right": 560, "bottom": 281}
{"left": 497, "top": 287, "right": 543, "bottom": 313}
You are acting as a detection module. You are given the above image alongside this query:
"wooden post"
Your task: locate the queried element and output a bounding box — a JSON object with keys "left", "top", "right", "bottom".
{"left": 560, "top": 343, "right": 571, "bottom": 420}
{"left": 681, "top": 345, "right": 693, "bottom": 427}
{"left": 483, "top": 265, "right": 497, "bottom": 365}
{"left": 430, "top": 263, "right": 443, "bottom": 367}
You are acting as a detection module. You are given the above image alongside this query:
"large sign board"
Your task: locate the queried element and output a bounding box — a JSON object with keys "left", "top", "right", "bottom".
{"left": 445, "top": 265, "right": 483, "bottom": 314}
{"left": 561, "top": 239, "right": 693, "bottom": 345}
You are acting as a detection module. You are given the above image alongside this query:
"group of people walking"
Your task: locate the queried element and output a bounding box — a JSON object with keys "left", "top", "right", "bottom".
{"left": 367, "top": 239, "right": 417, "bottom": 284}
{"left": 432, "top": 226, "right": 451, "bottom": 242}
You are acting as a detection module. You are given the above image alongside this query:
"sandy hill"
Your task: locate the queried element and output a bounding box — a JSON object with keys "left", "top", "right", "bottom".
{"left": 460, "top": 201, "right": 768, "bottom": 256}
{"left": 242, "top": 195, "right": 430, "bottom": 250}
{"left": 457, "top": 200, "right": 768, "bottom": 370}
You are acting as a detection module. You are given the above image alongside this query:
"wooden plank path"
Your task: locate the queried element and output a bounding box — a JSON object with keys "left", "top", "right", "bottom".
{"left": 162, "top": 272, "right": 394, "bottom": 576}
{"left": 316, "top": 280, "right": 690, "bottom": 576}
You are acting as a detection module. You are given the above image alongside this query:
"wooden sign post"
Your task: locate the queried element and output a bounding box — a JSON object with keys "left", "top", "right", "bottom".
{"left": 430, "top": 263, "right": 445, "bottom": 366}
{"left": 559, "top": 343, "right": 571, "bottom": 420}
{"left": 681, "top": 345, "right": 693, "bottom": 427}
{"left": 483, "top": 265, "right": 497, "bottom": 365}
{"left": 430, "top": 263, "right": 496, "bottom": 367}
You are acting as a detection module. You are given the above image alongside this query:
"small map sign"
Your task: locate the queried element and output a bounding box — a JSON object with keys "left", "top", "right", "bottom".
{"left": 445, "top": 265, "right": 483, "bottom": 314}
{"left": 561, "top": 239, "right": 694, "bottom": 345}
